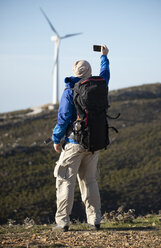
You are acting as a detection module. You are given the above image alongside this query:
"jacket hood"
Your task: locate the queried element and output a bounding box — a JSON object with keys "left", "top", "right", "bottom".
{"left": 64, "top": 76, "right": 81, "bottom": 89}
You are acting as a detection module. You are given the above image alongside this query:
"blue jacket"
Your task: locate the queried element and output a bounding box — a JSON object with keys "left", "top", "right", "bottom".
{"left": 52, "top": 55, "right": 110, "bottom": 144}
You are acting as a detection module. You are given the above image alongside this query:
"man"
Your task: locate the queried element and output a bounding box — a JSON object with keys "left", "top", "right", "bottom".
{"left": 52, "top": 45, "right": 110, "bottom": 231}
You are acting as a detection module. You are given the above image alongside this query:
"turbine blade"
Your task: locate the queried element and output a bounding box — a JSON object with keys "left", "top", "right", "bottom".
{"left": 61, "top": 32, "right": 82, "bottom": 39}
{"left": 40, "top": 7, "right": 60, "bottom": 37}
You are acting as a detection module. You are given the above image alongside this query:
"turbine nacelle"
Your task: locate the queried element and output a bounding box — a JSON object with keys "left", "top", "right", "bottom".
{"left": 51, "top": 36, "right": 60, "bottom": 42}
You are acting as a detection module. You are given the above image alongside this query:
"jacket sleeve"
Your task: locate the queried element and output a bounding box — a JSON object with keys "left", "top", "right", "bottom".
{"left": 52, "top": 89, "right": 75, "bottom": 144}
{"left": 99, "top": 55, "right": 110, "bottom": 86}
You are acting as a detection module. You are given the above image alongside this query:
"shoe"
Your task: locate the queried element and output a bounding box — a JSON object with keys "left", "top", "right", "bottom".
{"left": 88, "top": 224, "right": 100, "bottom": 230}
{"left": 52, "top": 224, "right": 69, "bottom": 232}
{"left": 95, "top": 224, "right": 100, "bottom": 230}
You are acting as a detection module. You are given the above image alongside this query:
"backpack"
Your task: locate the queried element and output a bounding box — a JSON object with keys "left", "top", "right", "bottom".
{"left": 73, "top": 76, "right": 110, "bottom": 152}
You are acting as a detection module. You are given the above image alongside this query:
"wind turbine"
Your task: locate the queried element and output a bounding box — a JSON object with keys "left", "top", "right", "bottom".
{"left": 40, "top": 8, "right": 82, "bottom": 105}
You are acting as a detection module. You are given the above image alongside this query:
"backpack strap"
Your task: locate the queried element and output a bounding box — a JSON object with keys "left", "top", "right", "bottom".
{"left": 106, "top": 113, "right": 120, "bottom": 119}
{"left": 109, "top": 126, "right": 119, "bottom": 133}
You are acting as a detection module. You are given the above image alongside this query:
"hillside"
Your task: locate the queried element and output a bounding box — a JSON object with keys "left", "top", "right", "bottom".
{"left": 0, "top": 83, "right": 161, "bottom": 224}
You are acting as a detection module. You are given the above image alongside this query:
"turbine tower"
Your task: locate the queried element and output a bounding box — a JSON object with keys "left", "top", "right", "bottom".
{"left": 40, "top": 8, "right": 82, "bottom": 105}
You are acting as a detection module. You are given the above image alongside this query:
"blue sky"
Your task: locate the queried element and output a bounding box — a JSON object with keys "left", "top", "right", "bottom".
{"left": 0, "top": 0, "right": 161, "bottom": 113}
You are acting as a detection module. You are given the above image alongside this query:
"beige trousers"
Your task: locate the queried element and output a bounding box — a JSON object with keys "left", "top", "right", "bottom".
{"left": 54, "top": 143, "right": 101, "bottom": 227}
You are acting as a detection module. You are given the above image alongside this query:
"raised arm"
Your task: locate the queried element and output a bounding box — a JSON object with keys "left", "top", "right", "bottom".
{"left": 99, "top": 45, "right": 110, "bottom": 86}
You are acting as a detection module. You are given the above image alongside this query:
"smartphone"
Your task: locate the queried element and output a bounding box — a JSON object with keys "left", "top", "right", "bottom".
{"left": 93, "top": 45, "right": 101, "bottom": 52}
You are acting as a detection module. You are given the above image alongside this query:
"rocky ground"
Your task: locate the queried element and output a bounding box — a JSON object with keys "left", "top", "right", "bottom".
{"left": 0, "top": 214, "right": 161, "bottom": 248}
{"left": 1, "top": 226, "right": 161, "bottom": 248}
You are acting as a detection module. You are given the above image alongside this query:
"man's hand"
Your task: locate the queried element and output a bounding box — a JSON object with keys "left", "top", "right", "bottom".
{"left": 53, "top": 143, "right": 62, "bottom": 153}
{"left": 101, "top": 45, "right": 109, "bottom": 55}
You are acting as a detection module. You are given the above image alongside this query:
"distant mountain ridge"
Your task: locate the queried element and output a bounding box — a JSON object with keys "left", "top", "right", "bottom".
{"left": 109, "top": 83, "right": 161, "bottom": 101}
{"left": 0, "top": 82, "right": 161, "bottom": 224}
